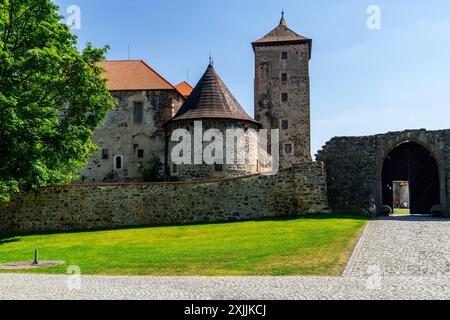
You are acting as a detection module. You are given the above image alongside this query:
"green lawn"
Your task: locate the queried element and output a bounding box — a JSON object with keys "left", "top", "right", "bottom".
{"left": 393, "top": 208, "right": 411, "bottom": 215}
{"left": 0, "top": 215, "right": 367, "bottom": 276}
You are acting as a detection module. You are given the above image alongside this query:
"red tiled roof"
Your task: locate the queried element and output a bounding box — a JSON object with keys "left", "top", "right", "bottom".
{"left": 175, "top": 81, "right": 193, "bottom": 98}
{"left": 98, "top": 60, "right": 175, "bottom": 91}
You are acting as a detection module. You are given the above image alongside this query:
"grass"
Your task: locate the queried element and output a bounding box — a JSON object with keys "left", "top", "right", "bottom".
{"left": 0, "top": 215, "right": 367, "bottom": 276}
{"left": 393, "top": 208, "right": 411, "bottom": 215}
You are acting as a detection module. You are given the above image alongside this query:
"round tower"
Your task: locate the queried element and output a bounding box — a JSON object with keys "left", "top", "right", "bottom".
{"left": 165, "top": 64, "right": 261, "bottom": 180}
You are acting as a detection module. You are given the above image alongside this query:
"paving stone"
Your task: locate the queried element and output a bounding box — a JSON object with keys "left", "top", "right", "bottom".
{"left": 1, "top": 216, "right": 449, "bottom": 300}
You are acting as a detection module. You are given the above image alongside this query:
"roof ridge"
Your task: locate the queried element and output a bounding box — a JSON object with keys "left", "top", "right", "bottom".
{"left": 102, "top": 59, "right": 143, "bottom": 62}
{"left": 212, "top": 67, "right": 243, "bottom": 114}
{"left": 139, "top": 60, "right": 176, "bottom": 90}
{"left": 98, "top": 60, "right": 177, "bottom": 91}
{"left": 175, "top": 81, "right": 193, "bottom": 98}
{"left": 176, "top": 81, "right": 193, "bottom": 87}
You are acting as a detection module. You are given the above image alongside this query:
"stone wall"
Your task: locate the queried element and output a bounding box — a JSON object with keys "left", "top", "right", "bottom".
{"left": 317, "top": 129, "right": 450, "bottom": 215}
{"left": 78, "top": 90, "right": 184, "bottom": 183}
{"left": 165, "top": 119, "right": 261, "bottom": 180}
{"left": 0, "top": 163, "right": 329, "bottom": 235}
{"left": 317, "top": 136, "right": 378, "bottom": 214}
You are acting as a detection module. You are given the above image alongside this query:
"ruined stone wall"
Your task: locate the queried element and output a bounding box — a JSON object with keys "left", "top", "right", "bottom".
{"left": 446, "top": 131, "right": 450, "bottom": 213}
{"left": 0, "top": 164, "right": 329, "bottom": 235}
{"left": 317, "top": 129, "right": 450, "bottom": 215}
{"left": 166, "top": 119, "right": 261, "bottom": 181}
{"left": 254, "top": 43, "right": 311, "bottom": 167}
{"left": 78, "top": 90, "right": 184, "bottom": 183}
{"left": 317, "top": 136, "right": 378, "bottom": 214}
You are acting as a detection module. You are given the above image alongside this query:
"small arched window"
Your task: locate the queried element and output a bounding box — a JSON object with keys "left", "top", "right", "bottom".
{"left": 114, "top": 155, "right": 123, "bottom": 170}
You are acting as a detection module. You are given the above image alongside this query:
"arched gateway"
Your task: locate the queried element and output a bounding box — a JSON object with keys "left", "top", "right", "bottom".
{"left": 317, "top": 129, "right": 450, "bottom": 216}
{"left": 381, "top": 141, "right": 440, "bottom": 215}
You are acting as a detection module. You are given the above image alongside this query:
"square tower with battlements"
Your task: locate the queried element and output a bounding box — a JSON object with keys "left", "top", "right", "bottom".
{"left": 252, "top": 12, "right": 312, "bottom": 168}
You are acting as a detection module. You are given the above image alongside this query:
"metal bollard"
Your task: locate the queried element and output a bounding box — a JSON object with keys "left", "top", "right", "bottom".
{"left": 32, "top": 249, "right": 39, "bottom": 265}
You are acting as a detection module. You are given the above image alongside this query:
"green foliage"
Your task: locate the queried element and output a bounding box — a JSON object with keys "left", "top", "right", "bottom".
{"left": 0, "top": 0, "right": 114, "bottom": 202}
{"left": 0, "top": 216, "right": 367, "bottom": 276}
{"left": 138, "top": 155, "right": 163, "bottom": 182}
{"left": 0, "top": 180, "right": 18, "bottom": 203}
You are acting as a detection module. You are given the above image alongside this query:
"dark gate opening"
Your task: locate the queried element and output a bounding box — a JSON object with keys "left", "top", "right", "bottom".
{"left": 382, "top": 141, "right": 440, "bottom": 215}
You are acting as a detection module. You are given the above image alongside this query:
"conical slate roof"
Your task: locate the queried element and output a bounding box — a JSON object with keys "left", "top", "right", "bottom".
{"left": 252, "top": 13, "right": 312, "bottom": 56}
{"left": 167, "top": 64, "right": 259, "bottom": 125}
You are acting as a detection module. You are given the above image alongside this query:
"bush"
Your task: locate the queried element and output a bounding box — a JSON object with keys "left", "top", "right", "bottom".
{"left": 139, "top": 156, "right": 163, "bottom": 182}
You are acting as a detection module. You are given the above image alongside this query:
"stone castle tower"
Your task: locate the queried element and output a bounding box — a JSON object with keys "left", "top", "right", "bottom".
{"left": 252, "top": 13, "right": 312, "bottom": 168}
{"left": 165, "top": 64, "right": 261, "bottom": 180}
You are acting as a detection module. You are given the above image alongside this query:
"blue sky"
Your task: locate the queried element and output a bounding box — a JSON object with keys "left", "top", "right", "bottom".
{"left": 54, "top": 0, "right": 450, "bottom": 155}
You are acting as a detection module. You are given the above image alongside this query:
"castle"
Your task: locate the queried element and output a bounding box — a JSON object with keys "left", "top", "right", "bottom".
{"left": 79, "top": 13, "right": 312, "bottom": 183}
{"left": 2, "top": 13, "right": 448, "bottom": 235}
{"left": 75, "top": 13, "right": 449, "bottom": 218}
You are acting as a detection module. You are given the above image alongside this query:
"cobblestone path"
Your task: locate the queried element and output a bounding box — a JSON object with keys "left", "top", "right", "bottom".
{"left": 1, "top": 216, "right": 449, "bottom": 300}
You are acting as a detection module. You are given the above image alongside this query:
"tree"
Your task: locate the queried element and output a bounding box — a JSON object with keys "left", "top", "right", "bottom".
{"left": 0, "top": 0, "right": 114, "bottom": 202}
{"left": 138, "top": 156, "right": 163, "bottom": 182}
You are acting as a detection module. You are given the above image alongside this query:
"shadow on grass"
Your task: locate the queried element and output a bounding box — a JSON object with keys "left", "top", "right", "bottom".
{"left": 0, "top": 237, "right": 20, "bottom": 246}
{"left": 0, "top": 213, "right": 369, "bottom": 239}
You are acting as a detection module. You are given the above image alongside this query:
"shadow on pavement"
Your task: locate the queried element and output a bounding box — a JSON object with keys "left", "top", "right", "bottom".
{"left": 375, "top": 214, "right": 450, "bottom": 222}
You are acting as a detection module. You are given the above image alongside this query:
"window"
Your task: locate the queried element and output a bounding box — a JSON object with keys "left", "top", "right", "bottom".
{"left": 281, "top": 120, "right": 289, "bottom": 130}
{"left": 133, "top": 102, "right": 143, "bottom": 124}
{"left": 114, "top": 155, "right": 123, "bottom": 170}
{"left": 281, "top": 93, "right": 288, "bottom": 102}
{"left": 285, "top": 144, "right": 292, "bottom": 155}
{"left": 281, "top": 51, "right": 288, "bottom": 60}
{"left": 101, "top": 149, "right": 109, "bottom": 159}
{"left": 214, "top": 163, "right": 223, "bottom": 172}
{"left": 137, "top": 149, "right": 144, "bottom": 159}
{"left": 281, "top": 73, "right": 288, "bottom": 82}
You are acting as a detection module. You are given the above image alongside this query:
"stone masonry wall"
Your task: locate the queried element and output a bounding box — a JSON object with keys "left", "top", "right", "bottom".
{"left": 317, "top": 136, "right": 378, "bottom": 214}
{"left": 0, "top": 163, "right": 329, "bottom": 235}
{"left": 317, "top": 129, "right": 450, "bottom": 215}
{"left": 78, "top": 90, "right": 184, "bottom": 183}
{"left": 254, "top": 42, "right": 311, "bottom": 168}
{"left": 166, "top": 119, "right": 261, "bottom": 181}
